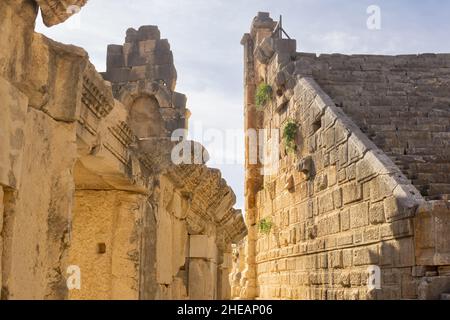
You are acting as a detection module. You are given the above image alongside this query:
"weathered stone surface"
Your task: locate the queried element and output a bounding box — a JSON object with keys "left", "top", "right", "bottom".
{"left": 190, "top": 235, "right": 217, "bottom": 261}
{"left": 239, "top": 12, "right": 450, "bottom": 300}
{"left": 0, "top": 77, "right": 28, "bottom": 188}
{"left": 36, "top": 0, "right": 88, "bottom": 27}
{"left": 0, "top": 2, "right": 246, "bottom": 301}
{"left": 103, "top": 26, "right": 178, "bottom": 91}
{"left": 2, "top": 108, "right": 77, "bottom": 300}
{"left": 68, "top": 191, "right": 145, "bottom": 300}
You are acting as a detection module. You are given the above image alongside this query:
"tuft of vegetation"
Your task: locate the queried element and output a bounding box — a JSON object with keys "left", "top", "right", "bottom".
{"left": 258, "top": 218, "right": 273, "bottom": 235}
{"left": 255, "top": 83, "right": 272, "bottom": 109}
{"left": 283, "top": 120, "right": 298, "bottom": 153}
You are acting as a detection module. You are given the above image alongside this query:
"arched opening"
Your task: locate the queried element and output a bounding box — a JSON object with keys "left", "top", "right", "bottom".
{"left": 128, "top": 96, "right": 166, "bottom": 139}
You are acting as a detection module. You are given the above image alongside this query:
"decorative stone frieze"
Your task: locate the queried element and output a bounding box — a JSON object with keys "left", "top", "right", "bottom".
{"left": 36, "top": 0, "right": 88, "bottom": 27}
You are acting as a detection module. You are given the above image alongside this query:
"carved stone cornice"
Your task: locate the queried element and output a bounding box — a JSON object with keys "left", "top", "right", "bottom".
{"left": 109, "top": 121, "right": 136, "bottom": 147}
{"left": 82, "top": 64, "right": 114, "bottom": 119}
{"left": 36, "top": 0, "right": 88, "bottom": 27}
{"left": 164, "top": 164, "right": 247, "bottom": 247}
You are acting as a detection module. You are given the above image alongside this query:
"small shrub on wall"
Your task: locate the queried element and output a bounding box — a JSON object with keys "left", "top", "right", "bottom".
{"left": 258, "top": 218, "right": 273, "bottom": 235}
{"left": 283, "top": 119, "right": 298, "bottom": 153}
{"left": 255, "top": 83, "right": 272, "bottom": 109}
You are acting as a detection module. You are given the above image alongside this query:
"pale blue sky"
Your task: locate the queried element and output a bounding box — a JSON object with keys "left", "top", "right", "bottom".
{"left": 36, "top": 0, "right": 450, "bottom": 210}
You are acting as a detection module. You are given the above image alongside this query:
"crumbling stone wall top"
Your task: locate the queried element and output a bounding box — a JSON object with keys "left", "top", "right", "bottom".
{"left": 103, "top": 25, "right": 178, "bottom": 93}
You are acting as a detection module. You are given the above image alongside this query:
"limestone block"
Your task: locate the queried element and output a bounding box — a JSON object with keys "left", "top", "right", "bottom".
{"left": 350, "top": 202, "right": 369, "bottom": 229}
{"left": 172, "top": 92, "right": 187, "bottom": 109}
{"left": 106, "top": 45, "right": 125, "bottom": 69}
{"left": 126, "top": 50, "right": 147, "bottom": 67}
{"left": 148, "top": 51, "right": 175, "bottom": 67}
{"left": 340, "top": 209, "right": 350, "bottom": 232}
{"left": 3, "top": 108, "right": 77, "bottom": 299}
{"left": 255, "top": 37, "right": 275, "bottom": 64}
{"left": 151, "top": 64, "right": 178, "bottom": 90}
{"left": 293, "top": 81, "right": 314, "bottom": 107}
{"left": 332, "top": 188, "right": 342, "bottom": 209}
{"left": 383, "top": 194, "right": 417, "bottom": 223}
{"left": 342, "top": 182, "right": 362, "bottom": 205}
{"left": 0, "top": 77, "right": 28, "bottom": 188}
{"left": 321, "top": 108, "right": 339, "bottom": 129}
{"left": 125, "top": 28, "right": 138, "bottom": 43}
{"left": 273, "top": 39, "right": 297, "bottom": 56}
{"left": 172, "top": 218, "right": 188, "bottom": 275}
{"left": 347, "top": 134, "right": 369, "bottom": 164}
{"left": 189, "top": 259, "right": 216, "bottom": 300}
{"left": 368, "top": 175, "right": 395, "bottom": 202}
{"left": 137, "top": 26, "right": 161, "bottom": 41}
{"left": 415, "top": 201, "right": 450, "bottom": 266}
{"left": 367, "top": 204, "right": 383, "bottom": 228}
{"left": 104, "top": 67, "right": 131, "bottom": 83}
{"left": 353, "top": 245, "right": 379, "bottom": 266}
{"left": 154, "top": 39, "right": 171, "bottom": 56}
{"left": 139, "top": 40, "right": 157, "bottom": 55}
{"left": 25, "top": 34, "right": 88, "bottom": 121}
{"left": 129, "top": 65, "right": 147, "bottom": 81}
{"left": 346, "top": 164, "right": 356, "bottom": 181}
{"left": 222, "top": 253, "right": 233, "bottom": 269}
{"left": 190, "top": 235, "right": 218, "bottom": 262}
{"left": 0, "top": 0, "right": 37, "bottom": 83}
{"left": 156, "top": 205, "right": 173, "bottom": 285}
{"left": 318, "top": 192, "right": 334, "bottom": 214}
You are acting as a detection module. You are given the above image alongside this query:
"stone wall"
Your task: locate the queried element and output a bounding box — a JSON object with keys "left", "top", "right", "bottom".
{"left": 2, "top": 108, "right": 77, "bottom": 299}
{"left": 68, "top": 191, "right": 146, "bottom": 300}
{"left": 295, "top": 53, "right": 450, "bottom": 198}
{"left": 240, "top": 12, "right": 450, "bottom": 300}
{"left": 1, "top": 0, "right": 84, "bottom": 298}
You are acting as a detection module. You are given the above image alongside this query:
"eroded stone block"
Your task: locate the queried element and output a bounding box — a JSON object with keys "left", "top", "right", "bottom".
{"left": 0, "top": 77, "right": 28, "bottom": 188}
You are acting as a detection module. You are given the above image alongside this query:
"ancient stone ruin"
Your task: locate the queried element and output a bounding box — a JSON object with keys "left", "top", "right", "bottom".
{"left": 233, "top": 12, "right": 450, "bottom": 300}
{"left": 0, "top": 0, "right": 246, "bottom": 300}
{"left": 1, "top": 1, "right": 449, "bottom": 301}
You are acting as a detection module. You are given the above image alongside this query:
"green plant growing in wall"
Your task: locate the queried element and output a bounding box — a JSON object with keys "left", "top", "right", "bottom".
{"left": 255, "top": 83, "right": 272, "bottom": 109}
{"left": 283, "top": 119, "right": 298, "bottom": 153}
{"left": 258, "top": 218, "right": 273, "bottom": 235}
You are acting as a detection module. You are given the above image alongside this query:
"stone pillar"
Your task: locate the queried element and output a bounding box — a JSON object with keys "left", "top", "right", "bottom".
{"left": 188, "top": 235, "right": 218, "bottom": 300}
{"left": 240, "top": 12, "right": 276, "bottom": 300}
{"left": 139, "top": 201, "right": 158, "bottom": 300}
{"left": 217, "top": 246, "right": 233, "bottom": 300}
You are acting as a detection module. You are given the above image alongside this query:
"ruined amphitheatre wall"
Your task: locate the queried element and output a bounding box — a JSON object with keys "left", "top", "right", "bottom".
{"left": 296, "top": 53, "right": 450, "bottom": 198}
{"left": 0, "top": 0, "right": 246, "bottom": 300}
{"left": 238, "top": 13, "right": 450, "bottom": 300}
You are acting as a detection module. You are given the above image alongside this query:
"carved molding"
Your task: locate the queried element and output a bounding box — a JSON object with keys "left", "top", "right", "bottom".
{"left": 164, "top": 164, "right": 247, "bottom": 247}
{"left": 82, "top": 64, "right": 114, "bottom": 120}
{"left": 36, "top": 0, "right": 88, "bottom": 27}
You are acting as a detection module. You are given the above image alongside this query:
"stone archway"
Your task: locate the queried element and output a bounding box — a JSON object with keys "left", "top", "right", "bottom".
{"left": 128, "top": 95, "right": 166, "bottom": 139}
